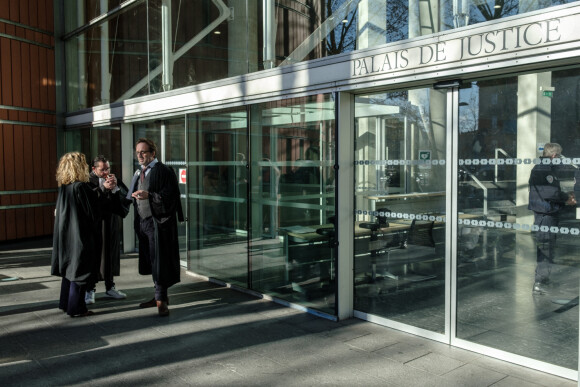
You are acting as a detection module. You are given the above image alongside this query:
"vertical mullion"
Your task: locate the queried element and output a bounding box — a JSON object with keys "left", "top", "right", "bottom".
{"left": 448, "top": 86, "right": 460, "bottom": 344}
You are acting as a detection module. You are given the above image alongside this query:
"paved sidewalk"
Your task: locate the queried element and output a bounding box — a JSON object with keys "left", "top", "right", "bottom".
{"left": 0, "top": 242, "right": 576, "bottom": 386}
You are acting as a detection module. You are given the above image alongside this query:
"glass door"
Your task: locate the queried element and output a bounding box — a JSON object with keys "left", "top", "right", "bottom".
{"left": 353, "top": 87, "right": 449, "bottom": 336}
{"left": 250, "top": 94, "right": 337, "bottom": 315}
{"left": 454, "top": 69, "right": 580, "bottom": 375}
{"left": 186, "top": 108, "right": 249, "bottom": 287}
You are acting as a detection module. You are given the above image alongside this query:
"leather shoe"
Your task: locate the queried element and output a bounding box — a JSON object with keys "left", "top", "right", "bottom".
{"left": 139, "top": 298, "right": 156, "bottom": 308}
{"left": 157, "top": 300, "right": 169, "bottom": 316}
{"left": 70, "top": 310, "right": 94, "bottom": 318}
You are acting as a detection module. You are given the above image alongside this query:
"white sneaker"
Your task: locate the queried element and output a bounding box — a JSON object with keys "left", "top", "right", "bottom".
{"left": 105, "top": 287, "right": 127, "bottom": 299}
{"left": 85, "top": 290, "right": 96, "bottom": 305}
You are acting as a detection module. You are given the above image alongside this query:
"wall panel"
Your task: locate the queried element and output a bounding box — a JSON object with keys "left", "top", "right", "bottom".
{"left": 0, "top": 2, "right": 57, "bottom": 242}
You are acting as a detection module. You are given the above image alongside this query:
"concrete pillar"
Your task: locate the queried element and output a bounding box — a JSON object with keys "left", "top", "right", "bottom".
{"left": 515, "top": 73, "right": 552, "bottom": 278}
{"left": 409, "top": 0, "right": 439, "bottom": 38}
{"left": 356, "top": 0, "right": 386, "bottom": 49}
{"left": 228, "top": 1, "right": 259, "bottom": 75}
{"left": 161, "top": 0, "right": 173, "bottom": 91}
{"left": 77, "top": 3, "right": 87, "bottom": 109}
{"left": 515, "top": 72, "right": 552, "bottom": 224}
{"left": 100, "top": 0, "right": 110, "bottom": 104}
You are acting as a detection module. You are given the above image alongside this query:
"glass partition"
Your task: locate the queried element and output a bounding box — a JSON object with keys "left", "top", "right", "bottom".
{"left": 64, "top": 125, "right": 122, "bottom": 171}
{"left": 250, "top": 94, "right": 337, "bottom": 314}
{"left": 187, "top": 108, "right": 249, "bottom": 287}
{"left": 354, "top": 87, "right": 448, "bottom": 333}
{"left": 456, "top": 68, "right": 580, "bottom": 370}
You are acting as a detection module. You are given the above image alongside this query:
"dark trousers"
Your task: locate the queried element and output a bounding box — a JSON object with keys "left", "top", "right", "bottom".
{"left": 534, "top": 213, "right": 558, "bottom": 283}
{"left": 59, "top": 277, "right": 88, "bottom": 316}
{"left": 87, "top": 230, "right": 115, "bottom": 292}
{"left": 138, "top": 216, "right": 168, "bottom": 302}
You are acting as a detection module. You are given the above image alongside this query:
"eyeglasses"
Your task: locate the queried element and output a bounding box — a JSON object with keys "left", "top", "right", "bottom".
{"left": 136, "top": 151, "right": 151, "bottom": 156}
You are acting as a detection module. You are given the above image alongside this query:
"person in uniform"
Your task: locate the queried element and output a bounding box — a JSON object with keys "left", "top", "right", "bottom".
{"left": 528, "top": 143, "right": 576, "bottom": 294}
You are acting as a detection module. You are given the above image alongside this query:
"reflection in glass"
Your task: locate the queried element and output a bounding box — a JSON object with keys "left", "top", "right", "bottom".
{"left": 64, "top": 126, "right": 122, "bottom": 172}
{"left": 353, "top": 88, "right": 447, "bottom": 333}
{"left": 187, "top": 108, "right": 249, "bottom": 287}
{"left": 65, "top": 0, "right": 575, "bottom": 111}
{"left": 163, "top": 119, "right": 188, "bottom": 263}
{"left": 456, "top": 68, "right": 580, "bottom": 370}
{"left": 250, "top": 95, "right": 336, "bottom": 314}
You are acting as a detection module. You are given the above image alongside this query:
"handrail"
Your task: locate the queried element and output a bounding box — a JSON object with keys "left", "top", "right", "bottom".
{"left": 459, "top": 166, "right": 487, "bottom": 216}
{"left": 494, "top": 148, "right": 512, "bottom": 184}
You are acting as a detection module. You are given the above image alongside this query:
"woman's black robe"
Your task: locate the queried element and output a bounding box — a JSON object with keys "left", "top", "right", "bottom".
{"left": 51, "top": 182, "right": 102, "bottom": 284}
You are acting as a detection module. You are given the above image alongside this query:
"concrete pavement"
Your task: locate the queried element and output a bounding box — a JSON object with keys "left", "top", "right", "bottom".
{"left": 0, "top": 241, "right": 576, "bottom": 386}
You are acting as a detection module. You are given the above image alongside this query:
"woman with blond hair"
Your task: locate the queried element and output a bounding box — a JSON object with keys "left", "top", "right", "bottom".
{"left": 51, "top": 152, "right": 102, "bottom": 317}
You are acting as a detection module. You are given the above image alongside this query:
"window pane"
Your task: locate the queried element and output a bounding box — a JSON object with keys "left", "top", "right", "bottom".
{"left": 250, "top": 94, "right": 337, "bottom": 315}
{"left": 456, "top": 68, "right": 580, "bottom": 369}
{"left": 187, "top": 108, "right": 249, "bottom": 287}
{"left": 354, "top": 88, "right": 448, "bottom": 333}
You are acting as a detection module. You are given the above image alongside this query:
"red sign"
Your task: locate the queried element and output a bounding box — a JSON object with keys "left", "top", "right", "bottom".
{"left": 179, "top": 169, "right": 186, "bottom": 184}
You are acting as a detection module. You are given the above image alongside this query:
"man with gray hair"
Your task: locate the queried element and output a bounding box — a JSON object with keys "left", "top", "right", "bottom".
{"left": 528, "top": 143, "right": 576, "bottom": 295}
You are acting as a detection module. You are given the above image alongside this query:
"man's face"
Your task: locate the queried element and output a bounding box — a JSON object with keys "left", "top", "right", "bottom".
{"left": 93, "top": 161, "right": 110, "bottom": 178}
{"left": 136, "top": 142, "right": 155, "bottom": 166}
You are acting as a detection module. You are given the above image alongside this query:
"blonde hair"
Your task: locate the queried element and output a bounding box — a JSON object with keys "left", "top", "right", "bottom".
{"left": 56, "top": 152, "right": 90, "bottom": 186}
{"left": 542, "top": 143, "right": 562, "bottom": 158}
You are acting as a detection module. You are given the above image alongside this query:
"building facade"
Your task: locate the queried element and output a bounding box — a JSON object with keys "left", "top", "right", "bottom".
{"left": 0, "top": 0, "right": 58, "bottom": 241}
{"left": 34, "top": 0, "right": 580, "bottom": 380}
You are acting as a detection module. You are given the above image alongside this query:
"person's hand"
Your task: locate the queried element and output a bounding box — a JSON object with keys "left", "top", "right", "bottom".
{"left": 566, "top": 193, "right": 576, "bottom": 206}
{"left": 108, "top": 173, "right": 117, "bottom": 186}
{"left": 132, "top": 190, "right": 149, "bottom": 200}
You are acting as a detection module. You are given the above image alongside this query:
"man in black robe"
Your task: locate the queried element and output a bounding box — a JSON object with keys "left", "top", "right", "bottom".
{"left": 85, "top": 155, "right": 131, "bottom": 304}
{"left": 128, "top": 138, "right": 183, "bottom": 316}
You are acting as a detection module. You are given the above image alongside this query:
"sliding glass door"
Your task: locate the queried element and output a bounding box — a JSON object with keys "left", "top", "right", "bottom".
{"left": 455, "top": 68, "right": 580, "bottom": 373}
{"left": 353, "top": 87, "right": 449, "bottom": 335}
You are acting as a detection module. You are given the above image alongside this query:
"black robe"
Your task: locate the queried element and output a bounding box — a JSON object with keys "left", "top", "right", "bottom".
{"left": 51, "top": 182, "right": 102, "bottom": 284}
{"left": 129, "top": 162, "right": 183, "bottom": 288}
{"left": 88, "top": 172, "right": 131, "bottom": 278}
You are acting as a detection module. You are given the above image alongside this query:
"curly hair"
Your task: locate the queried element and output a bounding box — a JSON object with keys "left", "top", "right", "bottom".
{"left": 56, "top": 152, "right": 90, "bottom": 186}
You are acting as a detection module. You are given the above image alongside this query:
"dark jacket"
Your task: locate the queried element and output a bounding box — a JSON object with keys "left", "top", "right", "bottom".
{"left": 528, "top": 159, "right": 569, "bottom": 215}
{"left": 51, "top": 182, "right": 102, "bottom": 284}
{"left": 130, "top": 162, "right": 183, "bottom": 288}
{"left": 88, "top": 172, "right": 131, "bottom": 277}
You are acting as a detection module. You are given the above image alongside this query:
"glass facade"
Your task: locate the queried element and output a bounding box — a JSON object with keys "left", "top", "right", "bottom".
{"left": 63, "top": 0, "right": 579, "bottom": 111}
{"left": 59, "top": 0, "right": 580, "bottom": 380}
{"left": 185, "top": 95, "right": 336, "bottom": 314}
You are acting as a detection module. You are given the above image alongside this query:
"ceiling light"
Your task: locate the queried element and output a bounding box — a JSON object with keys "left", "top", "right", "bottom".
{"left": 214, "top": 30, "right": 221, "bottom": 35}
